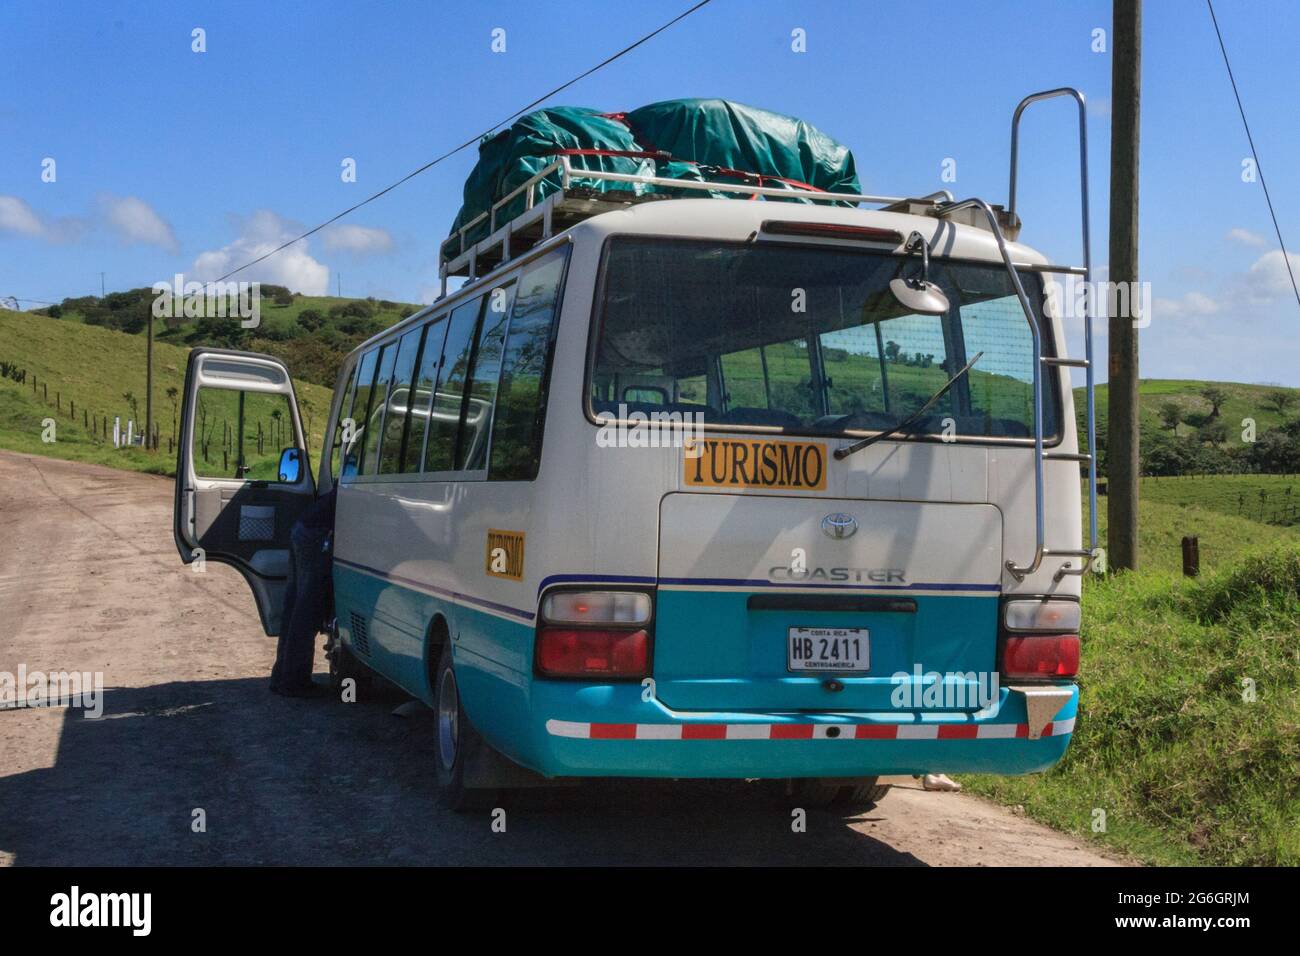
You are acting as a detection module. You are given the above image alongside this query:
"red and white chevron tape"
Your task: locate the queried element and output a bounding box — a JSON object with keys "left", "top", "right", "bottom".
{"left": 546, "top": 716, "right": 1076, "bottom": 741}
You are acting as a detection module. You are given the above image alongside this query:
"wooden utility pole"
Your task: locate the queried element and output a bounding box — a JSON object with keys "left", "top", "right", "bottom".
{"left": 145, "top": 308, "right": 155, "bottom": 450}
{"left": 1107, "top": 0, "right": 1142, "bottom": 571}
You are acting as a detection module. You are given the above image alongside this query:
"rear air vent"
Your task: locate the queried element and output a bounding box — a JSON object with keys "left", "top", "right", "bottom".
{"left": 349, "top": 612, "right": 371, "bottom": 656}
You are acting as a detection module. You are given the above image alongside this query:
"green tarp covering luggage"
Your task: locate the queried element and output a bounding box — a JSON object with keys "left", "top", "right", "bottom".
{"left": 447, "top": 98, "right": 861, "bottom": 245}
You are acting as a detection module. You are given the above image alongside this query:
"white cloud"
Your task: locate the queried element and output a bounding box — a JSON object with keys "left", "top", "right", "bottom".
{"left": 1226, "top": 227, "right": 1268, "bottom": 248}
{"left": 0, "top": 195, "right": 87, "bottom": 242}
{"left": 0, "top": 196, "right": 45, "bottom": 237}
{"left": 322, "top": 223, "right": 394, "bottom": 256}
{"left": 99, "top": 194, "right": 179, "bottom": 253}
{"left": 192, "top": 210, "right": 329, "bottom": 295}
{"left": 1153, "top": 290, "right": 1221, "bottom": 320}
{"left": 1245, "top": 249, "right": 1300, "bottom": 301}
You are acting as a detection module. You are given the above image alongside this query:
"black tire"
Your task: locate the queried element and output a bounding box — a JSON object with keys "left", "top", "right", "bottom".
{"left": 781, "top": 777, "right": 888, "bottom": 813}
{"left": 433, "top": 642, "right": 497, "bottom": 812}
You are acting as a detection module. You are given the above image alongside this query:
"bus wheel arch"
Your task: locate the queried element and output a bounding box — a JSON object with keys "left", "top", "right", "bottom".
{"left": 432, "top": 639, "right": 497, "bottom": 811}
{"left": 424, "top": 613, "right": 452, "bottom": 701}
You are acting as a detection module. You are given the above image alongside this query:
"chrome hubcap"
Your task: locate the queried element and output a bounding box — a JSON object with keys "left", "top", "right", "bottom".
{"left": 437, "top": 667, "right": 459, "bottom": 770}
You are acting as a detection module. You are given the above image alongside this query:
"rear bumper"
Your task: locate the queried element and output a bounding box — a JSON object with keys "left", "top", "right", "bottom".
{"left": 524, "top": 682, "right": 1077, "bottom": 779}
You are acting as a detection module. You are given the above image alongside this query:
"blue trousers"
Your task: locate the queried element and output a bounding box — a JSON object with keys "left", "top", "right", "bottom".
{"left": 270, "top": 523, "right": 332, "bottom": 691}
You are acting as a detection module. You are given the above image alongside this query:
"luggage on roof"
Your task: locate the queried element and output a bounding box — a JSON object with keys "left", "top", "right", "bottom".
{"left": 446, "top": 98, "right": 862, "bottom": 244}
{"left": 620, "top": 98, "right": 861, "bottom": 196}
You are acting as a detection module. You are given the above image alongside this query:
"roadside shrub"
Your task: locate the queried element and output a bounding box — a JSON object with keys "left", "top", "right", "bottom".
{"left": 328, "top": 300, "right": 372, "bottom": 320}
{"left": 1190, "top": 549, "right": 1300, "bottom": 627}
{"left": 296, "top": 308, "right": 325, "bottom": 332}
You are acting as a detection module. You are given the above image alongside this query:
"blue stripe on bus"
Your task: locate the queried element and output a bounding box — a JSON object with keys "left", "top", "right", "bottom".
{"left": 539, "top": 573, "right": 1000, "bottom": 594}
{"left": 659, "top": 577, "right": 1001, "bottom": 592}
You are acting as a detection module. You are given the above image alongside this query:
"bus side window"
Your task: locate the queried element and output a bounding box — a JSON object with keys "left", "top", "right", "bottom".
{"left": 377, "top": 326, "right": 424, "bottom": 475}
{"left": 342, "top": 348, "right": 380, "bottom": 479}
{"left": 489, "top": 248, "right": 568, "bottom": 481}
{"left": 406, "top": 313, "right": 450, "bottom": 472}
{"left": 360, "top": 345, "right": 398, "bottom": 476}
{"left": 456, "top": 282, "right": 515, "bottom": 471}
{"left": 423, "top": 295, "right": 484, "bottom": 473}
{"left": 329, "top": 361, "right": 360, "bottom": 483}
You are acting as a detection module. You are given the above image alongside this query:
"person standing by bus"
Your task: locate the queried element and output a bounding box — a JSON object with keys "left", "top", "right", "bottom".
{"left": 269, "top": 486, "right": 337, "bottom": 697}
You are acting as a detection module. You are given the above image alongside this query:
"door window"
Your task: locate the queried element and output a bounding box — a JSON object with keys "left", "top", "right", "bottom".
{"left": 191, "top": 387, "right": 299, "bottom": 481}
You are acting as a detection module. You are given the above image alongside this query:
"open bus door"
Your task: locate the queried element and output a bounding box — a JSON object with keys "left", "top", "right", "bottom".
{"left": 173, "top": 348, "right": 316, "bottom": 636}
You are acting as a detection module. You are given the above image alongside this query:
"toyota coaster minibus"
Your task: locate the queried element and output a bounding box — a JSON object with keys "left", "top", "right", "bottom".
{"left": 174, "top": 89, "right": 1097, "bottom": 810}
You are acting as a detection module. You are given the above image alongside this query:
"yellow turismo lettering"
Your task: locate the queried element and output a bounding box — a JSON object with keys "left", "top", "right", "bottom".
{"left": 485, "top": 529, "right": 525, "bottom": 580}
{"left": 683, "top": 439, "right": 827, "bottom": 490}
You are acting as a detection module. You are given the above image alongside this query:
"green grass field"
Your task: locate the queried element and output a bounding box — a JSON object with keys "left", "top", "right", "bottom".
{"left": 965, "top": 495, "right": 1300, "bottom": 865}
{"left": 1137, "top": 473, "right": 1300, "bottom": 526}
{"left": 0, "top": 308, "right": 332, "bottom": 476}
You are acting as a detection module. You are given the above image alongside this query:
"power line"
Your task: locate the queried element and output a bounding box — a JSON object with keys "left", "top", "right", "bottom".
{"left": 214, "top": 0, "right": 714, "bottom": 284}
{"left": 1206, "top": 0, "right": 1300, "bottom": 312}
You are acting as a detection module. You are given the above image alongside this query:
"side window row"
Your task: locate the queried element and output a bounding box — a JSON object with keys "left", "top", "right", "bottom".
{"left": 334, "top": 246, "right": 567, "bottom": 482}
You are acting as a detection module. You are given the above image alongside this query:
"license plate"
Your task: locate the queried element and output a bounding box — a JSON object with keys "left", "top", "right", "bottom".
{"left": 787, "top": 627, "right": 869, "bottom": 672}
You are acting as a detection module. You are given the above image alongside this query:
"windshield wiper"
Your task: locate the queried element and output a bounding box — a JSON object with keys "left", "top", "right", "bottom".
{"left": 833, "top": 351, "right": 984, "bottom": 460}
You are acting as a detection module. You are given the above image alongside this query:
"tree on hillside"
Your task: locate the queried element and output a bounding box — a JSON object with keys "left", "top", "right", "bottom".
{"left": 1200, "top": 385, "right": 1228, "bottom": 419}
{"left": 296, "top": 308, "right": 325, "bottom": 332}
{"left": 1197, "top": 420, "right": 1228, "bottom": 445}
{"left": 1158, "top": 401, "right": 1183, "bottom": 436}
{"left": 1264, "top": 390, "right": 1296, "bottom": 418}
{"left": 195, "top": 314, "right": 246, "bottom": 348}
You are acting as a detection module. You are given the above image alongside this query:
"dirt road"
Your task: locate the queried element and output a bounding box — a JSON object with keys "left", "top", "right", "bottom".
{"left": 0, "top": 451, "right": 1125, "bottom": 866}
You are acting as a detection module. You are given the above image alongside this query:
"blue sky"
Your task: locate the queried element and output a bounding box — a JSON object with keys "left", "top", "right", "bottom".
{"left": 2, "top": 0, "right": 1298, "bottom": 385}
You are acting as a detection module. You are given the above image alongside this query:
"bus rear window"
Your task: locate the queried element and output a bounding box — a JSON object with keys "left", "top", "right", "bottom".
{"left": 590, "top": 237, "right": 1060, "bottom": 441}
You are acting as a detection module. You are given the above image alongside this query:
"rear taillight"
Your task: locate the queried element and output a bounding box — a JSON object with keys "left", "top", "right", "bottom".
{"left": 535, "top": 589, "right": 653, "bottom": 679}
{"left": 1003, "top": 598, "right": 1081, "bottom": 632}
{"left": 1001, "top": 635, "right": 1080, "bottom": 679}
{"left": 536, "top": 628, "right": 650, "bottom": 678}
{"left": 999, "top": 597, "right": 1080, "bottom": 679}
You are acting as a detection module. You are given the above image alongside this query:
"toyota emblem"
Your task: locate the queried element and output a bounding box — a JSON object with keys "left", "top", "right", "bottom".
{"left": 821, "top": 513, "right": 858, "bottom": 539}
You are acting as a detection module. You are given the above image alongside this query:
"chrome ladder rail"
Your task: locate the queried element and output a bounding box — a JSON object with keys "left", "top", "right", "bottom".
{"left": 946, "top": 88, "right": 1099, "bottom": 582}
{"left": 1011, "top": 88, "right": 1099, "bottom": 581}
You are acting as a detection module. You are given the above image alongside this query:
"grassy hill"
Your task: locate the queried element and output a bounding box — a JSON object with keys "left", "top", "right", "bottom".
{"left": 1079, "top": 378, "right": 1299, "bottom": 440}
{"left": 42, "top": 287, "right": 420, "bottom": 389}
{"left": 0, "top": 308, "right": 332, "bottom": 476}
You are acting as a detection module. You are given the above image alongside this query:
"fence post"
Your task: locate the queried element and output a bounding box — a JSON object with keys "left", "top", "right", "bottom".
{"left": 1181, "top": 536, "right": 1200, "bottom": 577}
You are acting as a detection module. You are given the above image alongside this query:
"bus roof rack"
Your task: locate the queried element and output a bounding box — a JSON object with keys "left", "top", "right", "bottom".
{"left": 437, "top": 158, "right": 1024, "bottom": 290}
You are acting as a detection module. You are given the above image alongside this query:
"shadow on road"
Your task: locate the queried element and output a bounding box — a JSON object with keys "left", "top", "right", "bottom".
{"left": 0, "top": 678, "right": 924, "bottom": 866}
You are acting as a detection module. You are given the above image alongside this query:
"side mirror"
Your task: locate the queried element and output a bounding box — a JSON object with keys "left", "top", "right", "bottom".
{"left": 889, "top": 231, "right": 951, "bottom": 316}
{"left": 278, "top": 447, "right": 303, "bottom": 483}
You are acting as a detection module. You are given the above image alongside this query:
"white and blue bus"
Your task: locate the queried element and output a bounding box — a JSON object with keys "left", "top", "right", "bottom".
{"left": 174, "top": 90, "right": 1097, "bottom": 811}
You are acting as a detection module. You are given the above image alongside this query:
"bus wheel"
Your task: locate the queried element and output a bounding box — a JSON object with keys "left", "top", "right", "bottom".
{"left": 783, "top": 777, "right": 887, "bottom": 813}
{"left": 433, "top": 642, "right": 496, "bottom": 812}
